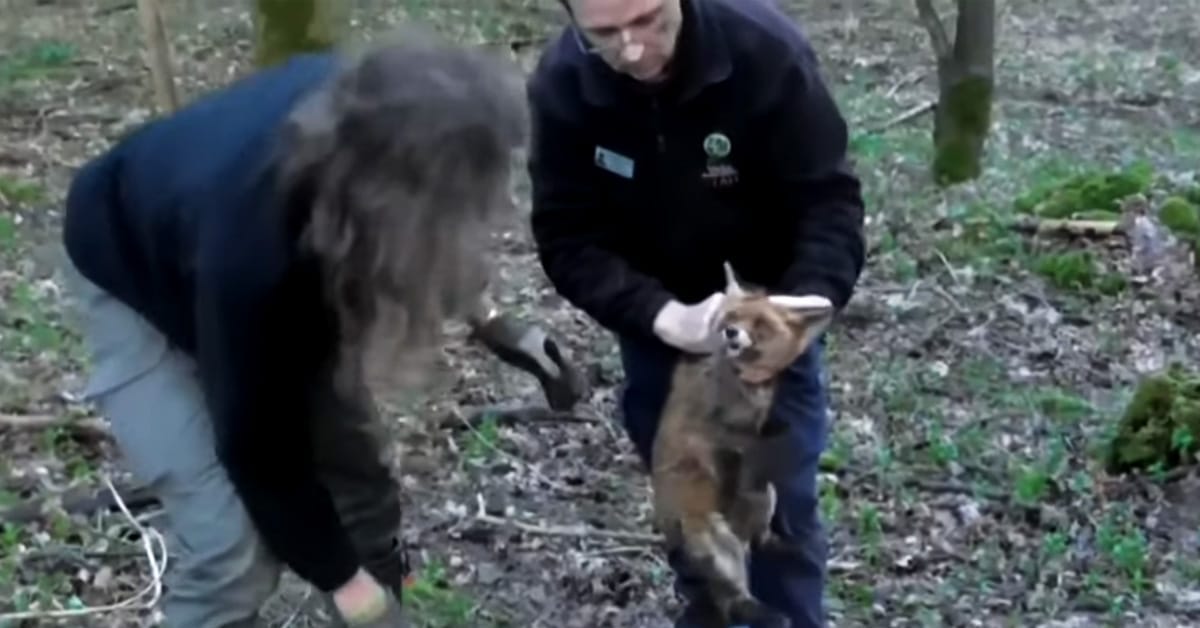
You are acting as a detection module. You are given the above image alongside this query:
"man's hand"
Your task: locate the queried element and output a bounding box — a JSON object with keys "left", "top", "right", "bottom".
{"left": 471, "top": 312, "right": 589, "bottom": 410}
{"left": 652, "top": 292, "right": 726, "bottom": 354}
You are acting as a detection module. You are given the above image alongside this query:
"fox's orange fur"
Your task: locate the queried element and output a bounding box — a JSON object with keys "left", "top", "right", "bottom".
{"left": 650, "top": 263, "right": 833, "bottom": 628}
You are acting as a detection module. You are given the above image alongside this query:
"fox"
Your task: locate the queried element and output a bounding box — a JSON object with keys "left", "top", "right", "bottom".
{"left": 649, "top": 262, "right": 834, "bottom": 628}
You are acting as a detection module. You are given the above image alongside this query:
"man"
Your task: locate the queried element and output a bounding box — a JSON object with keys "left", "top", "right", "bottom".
{"left": 526, "top": 0, "right": 865, "bottom": 626}
{"left": 62, "top": 31, "right": 584, "bottom": 628}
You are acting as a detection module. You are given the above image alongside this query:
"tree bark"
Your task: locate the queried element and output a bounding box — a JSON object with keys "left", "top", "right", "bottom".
{"left": 136, "top": 0, "right": 179, "bottom": 111}
{"left": 253, "top": 0, "right": 347, "bottom": 68}
{"left": 915, "top": 0, "right": 996, "bottom": 185}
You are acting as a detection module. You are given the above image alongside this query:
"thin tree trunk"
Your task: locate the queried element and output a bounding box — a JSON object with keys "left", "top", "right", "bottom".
{"left": 136, "top": 0, "right": 179, "bottom": 112}
{"left": 253, "top": 0, "right": 347, "bottom": 68}
{"left": 916, "top": 0, "right": 996, "bottom": 185}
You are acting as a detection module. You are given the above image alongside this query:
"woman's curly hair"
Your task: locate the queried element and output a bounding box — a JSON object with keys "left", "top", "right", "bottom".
{"left": 274, "top": 29, "right": 529, "bottom": 393}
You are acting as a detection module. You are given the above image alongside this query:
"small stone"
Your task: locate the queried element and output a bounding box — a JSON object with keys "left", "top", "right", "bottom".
{"left": 476, "top": 561, "right": 502, "bottom": 585}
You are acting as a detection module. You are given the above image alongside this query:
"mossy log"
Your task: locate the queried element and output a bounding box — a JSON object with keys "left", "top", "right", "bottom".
{"left": 1013, "top": 163, "right": 1155, "bottom": 219}
{"left": 254, "top": 0, "right": 346, "bottom": 68}
{"left": 1104, "top": 364, "right": 1200, "bottom": 475}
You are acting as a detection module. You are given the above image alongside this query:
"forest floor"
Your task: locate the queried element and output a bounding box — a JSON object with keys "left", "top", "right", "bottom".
{"left": 3, "top": 0, "right": 1200, "bottom": 626}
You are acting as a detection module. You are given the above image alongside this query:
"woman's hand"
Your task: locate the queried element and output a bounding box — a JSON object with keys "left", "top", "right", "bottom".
{"left": 332, "top": 568, "right": 391, "bottom": 624}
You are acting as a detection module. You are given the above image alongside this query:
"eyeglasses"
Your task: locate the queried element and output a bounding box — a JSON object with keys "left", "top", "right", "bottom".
{"left": 569, "top": 5, "right": 671, "bottom": 56}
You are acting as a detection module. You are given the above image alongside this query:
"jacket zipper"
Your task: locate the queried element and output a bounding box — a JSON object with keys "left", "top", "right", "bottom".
{"left": 651, "top": 97, "right": 666, "bottom": 154}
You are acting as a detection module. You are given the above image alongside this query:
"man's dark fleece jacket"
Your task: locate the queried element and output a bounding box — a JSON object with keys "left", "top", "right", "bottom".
{"left": 527, "top": 0, "right": 866, "bottom": 341}
{"left": 62, "top": 53, "right": 365, "bottom": 592}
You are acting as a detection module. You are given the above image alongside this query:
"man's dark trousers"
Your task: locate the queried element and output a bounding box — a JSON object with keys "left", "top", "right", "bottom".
{"left": 617, "top": 334, "right": 830, "bottom": 628}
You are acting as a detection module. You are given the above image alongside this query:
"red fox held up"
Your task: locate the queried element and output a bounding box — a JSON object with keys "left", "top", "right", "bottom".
{"left": 650, "top": 263, "right": 833, "bottom": 628}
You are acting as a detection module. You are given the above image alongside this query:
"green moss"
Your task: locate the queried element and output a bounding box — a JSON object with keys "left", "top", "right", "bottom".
{"left": 254, "top": 0, "right": 344, "bottom": 68}
{"left": 1014, "top": 162, "right": 1155, "bottom": 218}
{"left": 1159, "top": 196, "right": 1200, "bottom": 237}
{"left": 1157, "top": 196, "right": 1200, "bottom": 267}
{"left": 1033, "top": 250, "right": 1125, "bottom": 295}
{"left": 933, "top": 75, "right": 994, "bottom": 186}
{"left": 1095, "top": 273, "right": 1128, "bottom": 296}
{"left": 1104, "top": 364, "right": 1200, "bottom": 474}
{"left": 1184, "top": 185, "right": 1200, "bottom": 206}
{"left": 0, "top": 40, "right": 75, "bottom": 88}
{"left": 0, "top": 176, "right": 45, "bottom": 207}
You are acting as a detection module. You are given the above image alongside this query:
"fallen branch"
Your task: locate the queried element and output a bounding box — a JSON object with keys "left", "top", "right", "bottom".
{"left": 441, "top": 404, "right": 606, "bottom": 431}
{"left": 0, "top": 479, "right": 158, "bottom": 525}
{"left": 0, "top": 413, "right": 111, "bottom": 439}
{"left": 1011, "top": 216, "right": 1123, "bottom": 237}
{"left": 0, "top": 476, "right": 168, "bottom": 621}
{"left": 95, "top": 1, "right": 136, "bottom": 16}
{"left": 872, "top": 100, "right": 936, "bottom": 132}
{"left": 471, "top": 494, "right": 661, "bottom": 544}
{"left": 885, "top": 69, "right": 928, "bottom": 99}
{"left": 833, "top": 463, "right": 1010, "bottom": 503}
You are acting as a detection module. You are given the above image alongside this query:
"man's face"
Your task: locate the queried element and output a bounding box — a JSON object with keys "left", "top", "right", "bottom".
{"left": 567, "top": 0, "right": 683, "bottom": 83}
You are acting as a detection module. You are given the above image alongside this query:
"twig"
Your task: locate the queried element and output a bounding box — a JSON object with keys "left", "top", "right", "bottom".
{"left": 885, "top": 69, "right": 927, "bottom": 99}
{"left": 929, "top": 283, "right": 967, "bottom": 314}
{"left": 278, "top": 588, "right": 313, "bottom": 628}
{"left": 581, "top": 545, "right": 655, "bottom": 558}
{"left": 914, "top": 0, "right": 953, "bottom": 59}
{"left": 0, "top": 413, "right": 111, "bottom": 439}
{"left": 471, "top": 494, "right": 661, "bottom": 544}
{"left": 0, "top": 479, "right": 158, "bottom": 526}
{"left": 933, "top": 247, "right": 963, "bottom": 287}
{"left": 872, "top": 100, "right": 935, "bottom": 132}
{"left": 837, "top": 464, "right": 1009, "bottom": 502}
{"left": 0, "top": 476, "right": 169, "bottom": 621}
{"left": 454, "top": 405, "right": 606, "bottom": 429}
{"left": 95, "top": 1, "right": 136, "bottom": 16}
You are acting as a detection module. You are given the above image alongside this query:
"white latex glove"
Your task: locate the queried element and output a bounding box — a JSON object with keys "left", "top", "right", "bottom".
{"left": 652, "top": 292, "right": 726, "bottom": 354}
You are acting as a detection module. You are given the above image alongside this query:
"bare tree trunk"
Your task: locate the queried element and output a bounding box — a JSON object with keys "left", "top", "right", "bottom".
{"left": 253, "top": 0, "right": 347, "bottom": 68}
{"left": 136, "top": 0, "right": 179, "bottom": 112}
{"left": 915, "top": 0, "right": 996, "bottom": 185}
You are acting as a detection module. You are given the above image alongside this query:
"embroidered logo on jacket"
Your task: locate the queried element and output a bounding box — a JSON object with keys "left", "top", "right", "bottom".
{"left": 701, "top": 131, "right": 739, "bottom": 188}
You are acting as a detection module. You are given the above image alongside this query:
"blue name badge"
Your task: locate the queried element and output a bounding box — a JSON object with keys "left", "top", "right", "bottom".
{"left": 594, "top": 146, "right": 635, "bottom": 179}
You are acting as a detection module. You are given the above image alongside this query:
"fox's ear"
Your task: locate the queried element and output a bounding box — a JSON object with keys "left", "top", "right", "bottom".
{"left": 767, "top": 294, "right": 834, "bottom": 353}
{"left": 723, "top": 261, "right": 745, "bottom": 300}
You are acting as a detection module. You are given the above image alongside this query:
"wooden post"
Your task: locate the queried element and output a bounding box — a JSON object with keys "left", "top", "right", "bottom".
{"left": 137, "top": 0, "right": 179, "bottom": 112}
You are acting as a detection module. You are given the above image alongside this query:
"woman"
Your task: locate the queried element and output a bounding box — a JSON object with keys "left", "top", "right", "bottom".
{"left": 61, "top": 32, "right": 572, "bottom": 627}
